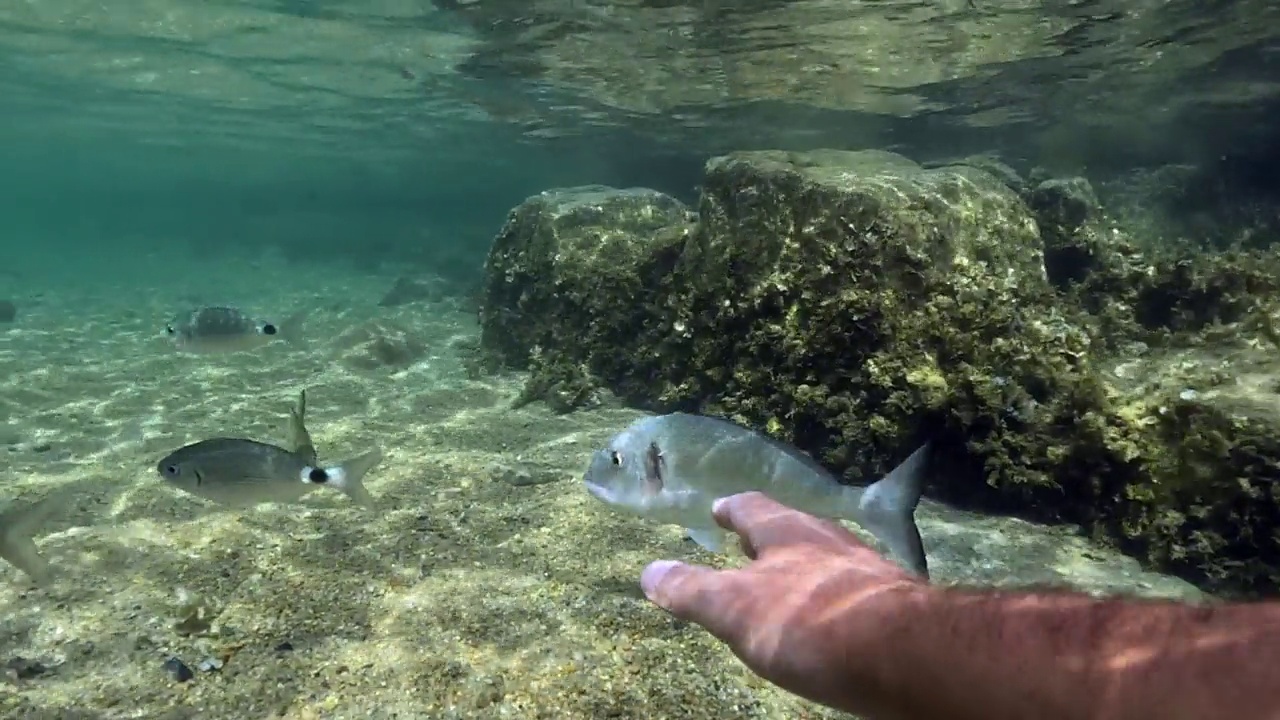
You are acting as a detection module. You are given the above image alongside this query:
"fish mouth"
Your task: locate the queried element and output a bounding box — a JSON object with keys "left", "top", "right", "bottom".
{"left": 582, "top": 479, "right": 611, "bottom": 503}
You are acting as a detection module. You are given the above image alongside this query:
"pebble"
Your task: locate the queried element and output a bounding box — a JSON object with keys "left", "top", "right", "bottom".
{"left": 197, "top": 658, "right": 224, "bottom": 673}
{"left": 163, "top": 657, "right": 194, "bottom": 682}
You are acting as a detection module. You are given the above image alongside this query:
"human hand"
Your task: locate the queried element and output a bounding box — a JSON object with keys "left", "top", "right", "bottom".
{"left": 640, "top": 491, "right": 929, "bottom": 715}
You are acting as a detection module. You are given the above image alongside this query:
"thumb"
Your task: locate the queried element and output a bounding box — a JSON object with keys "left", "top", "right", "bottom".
{"left": 641, "top": 559, "right": 724, "bottom": 621}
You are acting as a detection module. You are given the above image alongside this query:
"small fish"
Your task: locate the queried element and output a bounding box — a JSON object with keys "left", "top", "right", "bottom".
{"left": 0, "top": 496, "right": 59, "bottom": 585}
{"left": 156, "top": 389, "right": 381, "bottom": 508}
{"left": 583, "top": 413, "right": 931, "bottom": 578}
{"left": 165, "top": 306, "right": 308, "bottom": 354}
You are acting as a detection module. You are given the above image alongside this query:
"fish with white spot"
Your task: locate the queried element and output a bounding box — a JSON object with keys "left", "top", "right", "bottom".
{"left": 164, "top": 306, "right": 308, "bottom": 354}
{"left": 156, "top": 389, "right": 381, "bottom": 508}
{"left": 583, "top": 413, "right": 932, "bottom": 578}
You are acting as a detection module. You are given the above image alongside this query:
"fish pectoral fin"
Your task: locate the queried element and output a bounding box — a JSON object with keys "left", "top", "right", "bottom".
{"left": 685, "top": 526, "right": 727, "bottom": 552}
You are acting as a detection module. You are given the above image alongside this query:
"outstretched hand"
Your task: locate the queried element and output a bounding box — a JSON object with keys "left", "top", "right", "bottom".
{"left": 640, "top": 491, "right": 927, "bottom": 715}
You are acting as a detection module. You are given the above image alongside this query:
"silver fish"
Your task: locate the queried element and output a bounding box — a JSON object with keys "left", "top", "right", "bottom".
{"left": 0, "top": 496, "right": 59, "bottom": 585}
{"left": 583, "top": 413, "right": 931, "bottom": 578}
{"left": 156, "top": 389, "right": 381, "bottom": 507}
{"left": 165, "top": 306, "right": 307, "bottom": 354}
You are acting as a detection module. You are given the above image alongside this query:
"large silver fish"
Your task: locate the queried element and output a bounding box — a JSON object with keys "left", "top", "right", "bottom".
{"left": 583, "top": 413, "right": 931, "bottom": 578}
{"left": 165, "top": 306, "right": 308, "bottom": 354}
{"left": 0, "top": 496, "right": 59, "bottom": 585}
{"left": 156, "top": 389, "right": 381, "bottom": 507}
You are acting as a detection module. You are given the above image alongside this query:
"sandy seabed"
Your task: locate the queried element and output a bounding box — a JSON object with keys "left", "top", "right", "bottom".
{"left": 0, "top": 247, "right": 1202, "bottom": 720}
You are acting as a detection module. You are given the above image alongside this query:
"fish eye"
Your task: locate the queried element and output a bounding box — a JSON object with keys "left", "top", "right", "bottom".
{"left": 163, "top": 464, "right": 180, "bottom": 477}
{"left": 164, "top": 325, "right": 175, "bottom": 335}
{"left": 609, "top": 450, "right": 623, "bottom": 467}
{"left": 261, "top": 323, "right": 278, "bottom": 336}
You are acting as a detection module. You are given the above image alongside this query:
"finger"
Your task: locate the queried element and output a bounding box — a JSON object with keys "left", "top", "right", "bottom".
{"left": 641, "top": 560, "right": 718, "bottom": 614}
{"left": 712, "top": 492, "right": 864, "bottom": 556}
{"left": 640, "top": 560, "right": 747, "bottom": 642}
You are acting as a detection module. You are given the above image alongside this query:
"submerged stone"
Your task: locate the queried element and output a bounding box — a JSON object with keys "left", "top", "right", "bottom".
{"left": 480, "top": 184, "right": 695, "bottom": 405}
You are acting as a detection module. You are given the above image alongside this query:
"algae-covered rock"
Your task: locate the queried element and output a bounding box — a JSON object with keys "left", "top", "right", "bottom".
{"left": 1102, "top": 343, "right": 1280, "bottom": 592}
{"left": 1133, "top": 251, "right": 1280, "bottom": 336}
{"left": 479, "top": 184, "right": 695, "bottom": 403}
{"left": 1030, "top": 176, "right": 1105, "bottom": 287}
{"left": 511, "top": 347, "right": 606, "bottom": 415}
{"left": 479, "top": 148, "right": 1280, "bottom": 596}
{"left": 658, "top": 149, "right": 1074, "bottom": 481}
{"left": 1030, "top": 177, "right": 1100, "bottom": 232}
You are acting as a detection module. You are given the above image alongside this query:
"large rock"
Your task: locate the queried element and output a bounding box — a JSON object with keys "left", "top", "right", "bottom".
{"left": 479, "top": 149, "right": 1280, "bottom": 597}
{"left": 479, "top": 185, "right": 696, "bottom": 408}
{"left": 655, "top": 149, "right": 1079, "bottom": 481}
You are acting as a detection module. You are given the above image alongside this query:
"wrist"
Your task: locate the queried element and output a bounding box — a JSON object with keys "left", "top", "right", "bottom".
{"left": 831, "top": 582, "right": 1086, "bottom": 720}
{"left": 839, "top": 585, "right": 1187, "bottom": 720}
{"left": 829, "top": 581, "right": 1280, "bottom": 720}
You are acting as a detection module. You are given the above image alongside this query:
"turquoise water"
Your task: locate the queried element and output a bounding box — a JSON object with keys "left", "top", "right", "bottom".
{"left": 0, "top": 2, "right": 1277, "bottom": 718}
{"left": 3, "top": 0, "right": 1274, "bottom": 282}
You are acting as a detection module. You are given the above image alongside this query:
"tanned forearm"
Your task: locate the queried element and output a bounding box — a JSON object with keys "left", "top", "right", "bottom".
{"left": 845, "top": 586, "right": 1280, "bottom": 720}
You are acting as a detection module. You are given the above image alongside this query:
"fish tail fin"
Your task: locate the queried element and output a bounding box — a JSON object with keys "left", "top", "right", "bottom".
{"left": 0, "top": 496, "right": 60, "bottom": 585}
{"left": 320, "top": 449, "right": 383, "bottom": 507}
{"left": 289, "top": 389, "right": 317, "bottom": 465}
{"left": 277, "top": 309, "right": 309, "bottom": 346}
{"left": 850, "top": 442, "right": 931, "bottom": 580}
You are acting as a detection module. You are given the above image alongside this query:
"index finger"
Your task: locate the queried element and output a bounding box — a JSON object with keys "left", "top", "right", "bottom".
{"left": 641, "top": 560, "right": 753, "bottom": 646}
{"left": 711, "top": 492, "right": 868, "bottom": 557}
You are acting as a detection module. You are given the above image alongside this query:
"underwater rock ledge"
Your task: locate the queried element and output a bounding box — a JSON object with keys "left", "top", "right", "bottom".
{"left": 479, "top": 150, "right": 1280, "bottom": 598}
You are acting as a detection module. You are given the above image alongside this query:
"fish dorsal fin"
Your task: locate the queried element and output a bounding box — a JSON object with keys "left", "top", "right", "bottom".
{"left": 288, "top": 389, "right": 318, "bottom": 466}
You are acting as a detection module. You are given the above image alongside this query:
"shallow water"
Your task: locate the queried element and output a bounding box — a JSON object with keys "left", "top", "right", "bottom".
{"left": 1, "top": 0, "right": 1274, "bottom": 717}
{"left": 0, "top": 247, "right": 1200, "bottom": 718}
